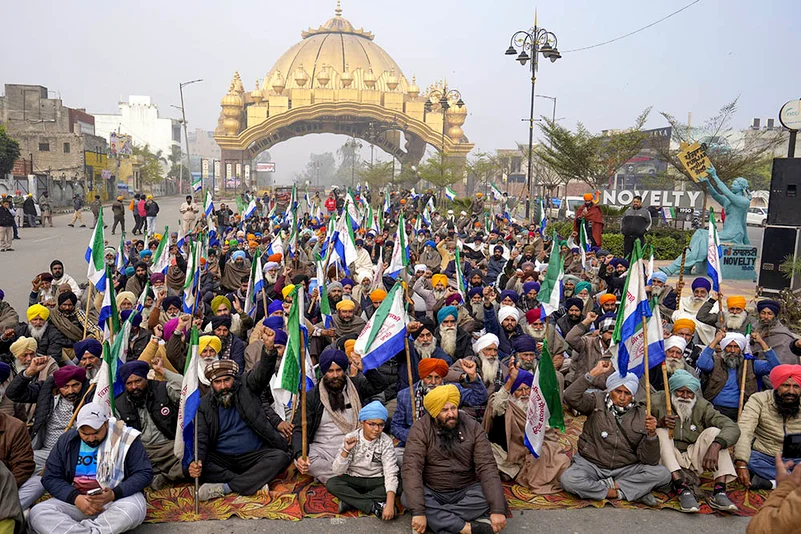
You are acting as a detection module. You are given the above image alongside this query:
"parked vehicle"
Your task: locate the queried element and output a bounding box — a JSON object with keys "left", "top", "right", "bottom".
{"left": 747, "top": 207, "right": 767, "bottom": 227}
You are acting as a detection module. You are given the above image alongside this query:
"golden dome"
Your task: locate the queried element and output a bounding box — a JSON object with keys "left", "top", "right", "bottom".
{"left": 263, "top": 3, "right": 410, "bottom": 93}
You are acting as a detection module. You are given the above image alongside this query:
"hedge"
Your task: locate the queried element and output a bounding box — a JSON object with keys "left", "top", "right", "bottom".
{"left": 545, "top": 221, "right": 689, "bottom": 260}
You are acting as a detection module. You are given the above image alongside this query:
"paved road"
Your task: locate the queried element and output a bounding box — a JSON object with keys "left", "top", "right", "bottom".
{"left": 131, "top": 508, "right": 750, "bottom": 534}
{"left": 0, "top": 195, "right": 186, "bottom": 314}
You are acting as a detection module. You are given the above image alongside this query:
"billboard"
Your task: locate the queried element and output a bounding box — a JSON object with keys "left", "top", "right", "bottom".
{"left": 109, "top": 133, "right": 133, "bottom": 156}
{"left": 256, "top": 162, "right": 276, "bottom": 173}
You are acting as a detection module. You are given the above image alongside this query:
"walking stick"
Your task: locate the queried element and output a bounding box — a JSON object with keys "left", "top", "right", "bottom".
{"left": 194, "top": 420, "right": 200, "bottom": 514}
{"left": 64, "top": 382, "right": 97, "bottom": 432}
{"left": 676, "top": 248, "right": 687, "bottom": 312}
{"left": 300, "top": 334, "right": 308, "bottom": 462}
{"left": 82, "top": 285, "right": 94, "bottom": 339}
{"left": 642, "top": 317, "right": 651, "bottom": 415}
{"left": 404, "top": 336, "right": 417, "bottom": 422}
{"left": 661, "top": 362, "right": 674, "bottom": 438}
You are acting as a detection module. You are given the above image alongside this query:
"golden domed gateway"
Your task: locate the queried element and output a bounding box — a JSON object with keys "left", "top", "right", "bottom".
{"left": 214, "top": 1, "right": 473, "bottom": 185}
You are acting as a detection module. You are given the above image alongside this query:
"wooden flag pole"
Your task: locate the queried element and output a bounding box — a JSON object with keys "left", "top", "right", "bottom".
{"left": 82, "top": 284, "right": 94, "bottom": 339}
{"left": 642, "top": 316, "right": 651, "bottom": 415}
{"left": 737, "top": 360, "right": 749, "bottom": 421}
{"left": 404, "top": 336, "right": 417, "bottom": 422}
{"left": 299, "top": 331, "right": 308, "bottom": 462}
{"left": 194, "top": 421, "right": 199, "bottom": 514}
{"left": 661, "top": 362, "right": 674, "bottom": 438}
{"left": 676, "top": 248, "right": 688, "bottom": 312}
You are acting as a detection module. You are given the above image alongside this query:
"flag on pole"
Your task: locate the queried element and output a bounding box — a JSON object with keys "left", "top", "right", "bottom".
{"left": 524, "top": 338, "right": 565, "bottom": 457}
{"left": 707, "top": 208, "right": 723, "bottom": 292}
{"left": 579, "top": 222, "right": 590, "bottom": 270}
{"left": 150, "top": 227, "right": 171, "bottom": 275}
{"left": 243, "top": 199, "right": 258, "bottom": 219}
{"left": 192, "top": 178, "right": 202, "bottom": 193}
{"left": 445, "top": 187, "right": 456, "bottom": 202}
{"left": 538, "top": 198, "right": 547, "bottom": 235}
{"left": 372, "top": 247, "right": 385, "bottom": 291}
{"left": 537, "top": 230, "right": 564, "bottom": 316}
{"left": 383, "top": 194, "right": 391, "bottom": 214}
{"left": 354, "top": 282, "right": 408, "bottom": 371}
{"left": 611, "top": 240, "right": 664, "bottom": 377}
{"left": 316, "top": 254, "right": 333, "bottom": 328}
{"left": 98, "top": 266, "right": 119, "bottom": 341}
{"left": 94, "top": 311, "right": 135, "bottom": 413}
{"left": 85, "top": 208, "right": 106, "bottom": 291}
{"left": 182, "top": 239, "right": 202, "bottom": 313}
{"left": 115, "top": 234, "right": 128, "bottom": 272}
{"left": 386, "top": 212, "right": 409, "bottom": 278}
{"left": 645, "top": 245, "right": 655, "bottom": 281}
{"left": 203, "top": 190, "right": 214, "bottom": 218}
{"left": 490, "top": 184, "right": 504, "bottom": 201}
{"left": 454, "top": 246, "right": 467, "bottom": 301}
{"left": 244, "top": 249, "right": 264, "bottom": 318}
{"left": 174, "top": 327, "right": 201, "bottom": 466}
{"left": 330, "top": 211, "right": 359, "bottom": 275}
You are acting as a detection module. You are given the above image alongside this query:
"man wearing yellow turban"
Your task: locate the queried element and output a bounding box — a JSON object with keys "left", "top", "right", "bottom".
{"left": 696, "top": 292, "right": 751, "bottom": 336}
{"left": 16, "top": 304, "right": 70, "bottom": 362}
{"left": 403, "top": 386, "right": 507, "bottom": 534}
{"left": 333, "top": 298, "right": 366, "bottom": 338}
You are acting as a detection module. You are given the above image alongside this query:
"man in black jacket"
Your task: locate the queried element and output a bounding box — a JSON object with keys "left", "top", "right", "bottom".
{"left": 0, "top": 304, "right": 71, "bottom": 365}
{"left": 188, "top": 357, "right": 291, "bottom": 501}
{"left": 29, "top": 402, "right": 152, "bottom": 534}
{"left": 115, "top": 360, "right": 184, "bottom": 490}
{"left": 292, "top": 348, "right": 386, "bottom": 484}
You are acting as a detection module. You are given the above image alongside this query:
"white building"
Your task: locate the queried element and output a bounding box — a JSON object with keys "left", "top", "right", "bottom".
{"left": 93, "top": 95, "right": 181, "bottom": 160}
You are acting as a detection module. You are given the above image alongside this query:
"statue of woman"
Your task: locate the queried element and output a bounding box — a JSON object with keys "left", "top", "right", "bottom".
{"left": 661, "top": 166, "right": 752, "bottom": 276}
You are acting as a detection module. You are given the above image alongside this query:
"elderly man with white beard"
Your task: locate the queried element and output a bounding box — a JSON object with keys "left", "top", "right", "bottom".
{"left": 448, "top": 334, "right": 507, "bottom": 401}
{"left": 752, "top": 299, "right": 799, "bottom": 365}
{"left": 646, "top": 271, "right": 678, "bottom": 319}
{"left": 697, "top": 330, "right": 780, "bottom": 421}
{"left": 522, "top": 308, "right": 568, "bottom": 367}
{"left": 433, "top": 306, "right": 474, "bottom": 362}
{"left": 697, "top": 293, "right": 751, "bottom": 334}
{"left": 671, "top": 277, "right": 717, "bottom": 346}
{"left": 408, "top": 317, "right": 453, "bottom": 366}
{"left": 652, "top": 370, "right": 740, "bottom": 512}
{"left": 0, "top": 305, "right": 71, "bottom": 366}
{"left": 484, "top": 366, "right": 570, "bottom": 493}
{"left": 511, "top": 336, "right": 566, "bottom": 396}
{"left": 648, "top": 336, "right": 698, "bottom": 392}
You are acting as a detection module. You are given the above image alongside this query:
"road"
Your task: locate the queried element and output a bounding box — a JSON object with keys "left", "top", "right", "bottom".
{"left": 0, "top": 195, "right": 186, "bottom": 314}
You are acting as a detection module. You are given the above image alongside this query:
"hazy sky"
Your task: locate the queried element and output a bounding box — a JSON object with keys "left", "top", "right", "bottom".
{"left": 3, "top": 0, "right": 799, "bottom": 183}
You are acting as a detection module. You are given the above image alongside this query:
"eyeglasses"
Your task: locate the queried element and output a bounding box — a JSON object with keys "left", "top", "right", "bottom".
{"left": 362, "top": 421, "right": 383, "bottom": 428}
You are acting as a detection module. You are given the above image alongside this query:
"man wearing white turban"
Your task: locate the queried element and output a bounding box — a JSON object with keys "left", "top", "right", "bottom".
{"left": 483, "top": 292, "right": 524, "bottom": 358}
{"left": 697, "top": 329, "right": 780, "bottom": 421}
{"left": 560, "top": 360, "right": 671, "bottom": 507}
{"left": 649, "top": 336, "right": 698, "bottom": 392}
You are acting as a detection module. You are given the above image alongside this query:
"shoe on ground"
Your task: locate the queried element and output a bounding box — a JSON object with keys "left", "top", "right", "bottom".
{"left": 67, "top": 224, "right": 74, "bottom": 227}
{"left": 150, "top": 474, "right": 167, "bottom": 491}
{"left": 260, "top": 483, "right": 269, "bottom": 493}
{"left": 750, "top": 475, "right": 773, "bottom": 491}
{"left": 337, "top": 500, "right": 355, "bottom": 514}
{"left": 637, "top": 492, "right": 659, "bottom": 507}
{"left": 371, "top": 501, "right": 385, "bottom": 518}
{"left": 5, "top": 248, "right": 14, "bottom": 252}
{"left": 13, "top": 237, "right": 20, "bottom": 240}
{"left": 197, "top": 482, "right": 225, "bottom": 501}
{"left": 678, "top": 489, "right": 699, "bottom": 513}
{"left": 469, "top": 519, "right": 494, "bottom": 534}
{"left": 80, "top": 224, "right": 86, "bottom": 228}
{"left": 708, "top": 491, "right": 738, "bottom": 512}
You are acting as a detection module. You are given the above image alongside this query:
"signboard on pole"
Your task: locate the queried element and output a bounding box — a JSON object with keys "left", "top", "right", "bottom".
{"left": 201, "top": 159, "right": 209, "bottom": 180}
{"left": 256, "top": 162, "right": 276, "bottom": 173}
{"left": 244, "top": 164, "right": 251, "bottom": 184}
{"left": 677, "top": 141, "right": 712, "bottom": 183}
{"left": 235, "top": 163, "right": 242, "bottom": 179}
{"left": 779, "top": 99, "right": 801, "bottom": 131}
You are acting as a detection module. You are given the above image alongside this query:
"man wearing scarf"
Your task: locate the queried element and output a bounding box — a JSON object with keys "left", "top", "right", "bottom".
{"left": 671, "top": 277, "right": 717, "bottom": 346}
{"left": 697, "top": 294, "right": 751, "bottom": 334}
{"left": 648, "top": 336, "right": 698, "bottom": 391}
{"left": 293, "top": 349, "right": 385, "bottom": 484}
{"left": 209, "top": 315, "right": 245, "bottom": 372}
{"left": 418, "top": 241, "right": 442, "bottom": 273}
{"left": 402, "top": 384, "right": 507, "bottom": 534}
{"left": 753, "top": 300, "right": 799, "bottom": 365}
{"left": 49, "top": 260, "right": 82, "bottom": 298}
{"left": 565, "top": 311, "right": 616, "bottom": 389}
{"left": 188, "top": 356, "right": 291, "bottom": 501}
{"left": 125, "top": 262, "right": 151, "bottom": 297}
{"left": 484, "top": 367, "right": 570, "bottom": 493}
{"left": 393, "top": 358, "right": 487, "bottom": 447}
{"left": 434, "top": 306, "right": 474, "bottom": 361}
{"left": 697, "top": 330, "right": 780, "bottom": 421}
{"left": 646, "top": 271, "right": 678, "bottom": 318}
{"left": 50, "top": 292, "right": 101, "bottom": 345}
{"left": 735, "top": 365, "right": 801, "bottom": 490}
{"left": 114, "top": 360, "right": 183, "bottom": 490}
{"left": 29, "top": 402, "right": 151, "bottom": 534}
{"left": 651, "top": 370, "right": 740, "bottom": 512}
{"left": 573, "top": 193, "right": 604, "bottom": 247}
{"left": 484, "top": 302, "right": 523, "bottom": 359}
{"left": 332, "top": 300, "right": 366, "bottom": 339}
{"left": 556, "top": 297, "right": 584, "bottom": 339}
{"left": 220, "top": 250, "right": 251, "bottom": 293}
{"left": 672, "top": 319, "right": 703, "bottom": 368}
{"left": 1, "top": 304, "right": 70, "bottom": 364}
{"left": 561, "top": 363, "right": 670, "bottom": 506}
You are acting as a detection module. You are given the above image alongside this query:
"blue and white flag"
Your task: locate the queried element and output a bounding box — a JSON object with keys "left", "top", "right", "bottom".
{"left": 707, "top": 208, "right": 723, "bottom": 292}
{"left": 355, "top": 282, "right": 407, "bottom": 371}
{"left": 538, "top": 198, "right": 547, "bottom": 235}
{"left": 115, "top": 234, "right": 128, "bottom": 272}
{"left": 244, "top": 250, "right": 264, "bottom": 319}
{"left": 611, "top": 240, "right": 665, "bottom": 377}
{"left": 150, "top": 228, "right": 171, "bottom": 275}
{"left": 85, "top": 208, "right": 106, "bottom": 290}
{"left": 243, "top": 199, "right": 258, "bottom": 219}
{"left": 174, "top": 327, "right": 201, "bottom": 467}
{"left": 445, "top": 187, "right": 456, "bottom": 202}
{"left": 203, "top": 190, "right": 214, "bottom": 218}
{"left": 386, "top": 212, "right": 409, "bottom": 278}
{"left": 192, "top": 179, "right": 202, "bottom": 193}
{"left": 490, "top": 184, "right": 504, "bottom": 201}
{"left": 182, "top": 239, "right": 202, "bottom": 313}
{"left": 98, "top": 266, "right": 119, "bottom": 342}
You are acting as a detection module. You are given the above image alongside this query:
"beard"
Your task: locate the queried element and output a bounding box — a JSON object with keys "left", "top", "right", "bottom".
{"left": 433, "top": 289, "right": 446, "bottom": 301}
{"left": 774, "top": 389, "right": 801, "bottom": 418}
{"left": 724, "top": 352, "right": 742, "bottom": 369}
{"left": 29, "top": 323, "right": 47, "bottom": 342}
{"left": 724, "top": 311, "right": 747, "bottom": 331}
{"left": 518, "top": 358, "right": 536, "bottom": 371}
{"left": 62, "top": 391, "right": 80, "bottom": 404}
{"left": 214, "top": 387, "right": 235, "bottom": 409}
{"left": 665, "top": 358, "right": 684, "bottom": 374}
{"left": 671, "top": 393, "right": 697, "bottom": 422}
{"left": 511, "top": 395, "right": 529, "bottom": 410}
{"left": 524, "top": 324, "right": 546, "bottom": 340}
{"left": 414, "top": 339, "right": 436, "bottom": 359}
{"left": 439, "top": 326, "right": 457, "bottom": 356}
{"left": 471, "top": 302, "right": 483, "bottom": 316}
{"left": 480, "top": 355, "right": 499, "bottom": 386}
{"left": 563, "top": 288, "right": 574, "bottom": 298}
{"left": 128, "top": 386, "right": 147, "bottom": 407}
{"left": 324, "top": 374, "right": 347, "bottom": 412}
{"left": 435, "top": 415, "right": 460, "bottom": 453}
{"left": 265, "top": 271, "right": 278, "bottom": 284}
{"left": 83, "top": 366, "right": 98, "bottom": 381}
{"left": 652, "top": 286, "right": 664, "bottom": 297}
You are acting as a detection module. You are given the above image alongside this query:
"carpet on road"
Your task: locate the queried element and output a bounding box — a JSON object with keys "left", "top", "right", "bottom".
{"left": 142, "top": 412, "right": 767, "bottom": 523}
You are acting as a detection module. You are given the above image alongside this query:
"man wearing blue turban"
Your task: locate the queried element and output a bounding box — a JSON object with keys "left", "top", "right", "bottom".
{"left": 651, "top": 369, "right": 741, "bottom": 513}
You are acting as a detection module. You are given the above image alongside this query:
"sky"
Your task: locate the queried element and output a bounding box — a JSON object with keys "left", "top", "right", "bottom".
{"left": 2, "top": 0, "right": 799, "bottom": 183}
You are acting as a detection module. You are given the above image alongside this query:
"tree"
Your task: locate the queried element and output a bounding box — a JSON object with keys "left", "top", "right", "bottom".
{"left": 537, "top": 108, "right": 652, "bottom": 189}
{"left": 166, "top": 145, "right": 190, "bottom": 182}
{"left": 466, "top": 152, "right": 501, "bottom": 194}
{"left": 418, "top": 151, "right": 466, "bottom": 193}
{"left": 358, "top": 160, "right": 394, "bottom": 189}
{"left": 299, "top": 152, "right": 337, "bottom": 187}
{"left": 132, "top": 144, "right": 164, "bottom": 187}
{"left": 336, "top": 139, "right": 364, "bottom": 186}
{"left": 0, "top": 124, "right": 21, "bottom": 177}
{"left": 656, "top": 99, "right": 784, "bottom": 186}
{"left": 526, "top": 146, "right": 569, "bottom": 200}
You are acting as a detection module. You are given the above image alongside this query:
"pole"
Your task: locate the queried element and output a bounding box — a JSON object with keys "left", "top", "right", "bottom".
{"left": 525, "top": 53, "right": 537, "bottom": 220}
{"left": 642, "top": 316, "right": 651, "bottom": 415}
{"left": 404, "top": 336, "right": 417, "bottom": 422}
{"left": 737, "top": 358, "right": 749, "bottom": 421}
{"left": 194, "top": 420, "right": 199, "bottom": 513}
{"left": 676, "top": 248, "right": 688, "bottom": 312}
{"left": 64, "top": 383, "right": 97, "bottom": 431}
{"left": 299, "top": 331, "right": 308, "bottom": 462}
{"left": 661, "top": 362, "right": 673, "bottom": 438}
{"left": 789, "top": 130, "right": 797, "bottom": 158}
{"left": 82, "top": 285, "right": 93, "bottom": 339}
{"left": 179, "top": 83, "right": 192, "bottom": 198}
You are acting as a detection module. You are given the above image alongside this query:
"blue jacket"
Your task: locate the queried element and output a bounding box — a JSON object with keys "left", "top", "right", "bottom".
{"left": 391, "top": 378, "right": 488, "bottom": 446}
{"left": 42, "top": 428, "right": 153, "bottom": 504}
{"left": 483, "top": 305, "right": 524, "bottom": 359}
{"left": 697, "top": 347, "right": 780, "bottom": 408}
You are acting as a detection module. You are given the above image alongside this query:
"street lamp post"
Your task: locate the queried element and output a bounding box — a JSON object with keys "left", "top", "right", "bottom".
{"left": 505, "top": 23, "right": 561, "bottom": 218}
{"left": 179, "top": 78, "right": 203, "bottom": 196}
{"left": 425, "top": 84, "right": 464, "bottom": 197}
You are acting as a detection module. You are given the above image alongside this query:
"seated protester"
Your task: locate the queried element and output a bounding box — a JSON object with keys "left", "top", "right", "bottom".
{"left": 204, "top": 295, "right": 246, "bottom": 339}
{"left": 555, "top": 297, "right": 584, "bottom": 339}
{"left": 332, "top": 300, "right": 367, "bottom": 339}
{"left": 596, "top": 293, "right": 617, "bottom": 316}
{"left": 9, "top": 335, "right": 58, "bottom": 382}
{"left": 573, "top": 281, "right": 594, "bottom": 315}
{"left": 327, "top": 401, "right": 400, "bottom": 519}
{"left": 188, "top": 359, "right": 291, "bottom": 501}
{"left": 564, "top": 312, "right": 616, "bottom": 389}
{"left": 561, "top": 363, "right": 670, "bottom": 506}
{"left": 753, "top": 300, "right": 799, "bottom": 365}
{"left": 697, "top": 293, "right": 750, "bottom": 334}
{"left": 393, "top": 358, "right": 487, "bottom": 447}
{"left": 407, "top": 317, "right": 454, "bottom": 366}
{"left": 114, "top": 360, "right": 184, "bottom": 490}
{"left": 433, "top": 306, "right": 474, "bottom": 362}
{"left": 122, "top": 310, "right": 151, "bottom": 362}
{"left": 29, "top": 402, "right": 152, "bottom": 534}
{"left": 360, "top": 288, "right": 387, "bottom": 321}
{"left": 484, "top": 366, "right": 569, "bottom": 493}
{"left": 747, "top": 457, "right": 801, "bottom": 534}
{"left": 483, "top": 299, "right": 523, "bottom": 360}
{"left": 293, "top": 349, "right": 386, "bottom": 484}
{"left": 601, "top": 259, "right": 629, "bottom": 299}
{"left": 0, "top": 366, "right": 35, "bottom": 496}
{"left": 672, "top": 319, "right": 703, "bottom": 369}
{"left": 0, "top": 461, "right": 24, "bottom": 534}
{"left": 512, "top": 336, "right": 565, "bottom": 394}
{"left": 436, "top": 293, "right": 478, "bottom": 333}
{"left": 697, "top": 331, "right": 779, "bottom": 421}
{"left": 413, "top": 274, "right": 448, "bottom": 320}
{"left": 136, "top": 318, "right": 180, "bottom": 380}
{"left": 671, "top": 277, "right": 717, "bottom": 347}
{"left": 646, "top": 272, "right": 678, "bottom": 319}
{"left": 465, "top": 287, "right": 487, "bottom": 325}
{"left": 74, "top": 338, "right": 102, "bottom": 382}
{"left": 402, "top": 385, "right": 507, "bottom": 534}
{"left": 522, "top": 308, "right": 569, "bottom": 370}
{"left": 648, "top": 336, "right": 698, "bottom": 392}
{"left": 0, "top": 304, "right": 71, "bottom": 365}
{"left": 735, "top": 365, "right": 801, "bottom": 491}
{"left": 652, "top": 370, "right": 740, "bottom": 512}
{"left": 209, "top": 315, "right": 245, "bottom": 372}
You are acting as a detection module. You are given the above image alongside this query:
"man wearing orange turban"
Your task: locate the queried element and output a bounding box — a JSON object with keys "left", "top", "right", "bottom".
{"left": 391, "top": 356, "right": 486, "bottom": 447}
{"left": 696, "top": 292, "right": 751, "bottom": 336}
{"left": 598, "top": 293, "right": 617, "bottom": 313}
{"left": 573, "top": 191, "right": 604, "bottom": 247}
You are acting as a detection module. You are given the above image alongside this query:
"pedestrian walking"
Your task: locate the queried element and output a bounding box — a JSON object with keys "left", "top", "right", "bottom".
{"left": 621, "top": 195, "right": 652, "bottom": 259}
{"left": 0, "top": 198, "right": 15, "bottom": 251}
{"left": 90, "top": 194, "right": 105, "bottom": 229}
{"left": 22, "top": 193, "right": 37, "bottom": 228}
{"left": 39, "top": 191, "right": 53, "bottom": 227}
{"left": 112, "top": 195, "right": 126, "bottom": 235}
{"left": 136, "top": 194, "right": 147, "bottom": 234}
{"left": 11, "top": 191, "right": 24, "bottom": 230}
{"left": 145, "top": 195, "right": 159, "bottom": 235}
{"left": 67, "top": 194, "right": 86, "bottom": 228}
